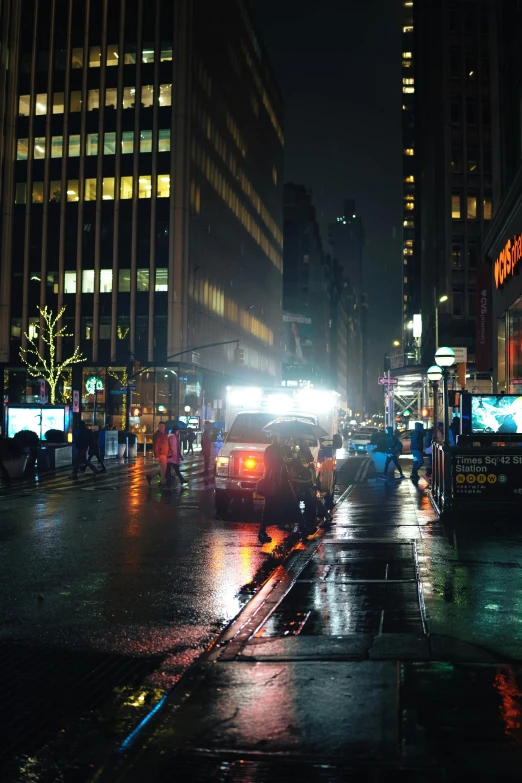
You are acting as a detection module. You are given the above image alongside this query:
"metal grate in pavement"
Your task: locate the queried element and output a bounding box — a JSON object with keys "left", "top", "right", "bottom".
{"left": 0, "top": 640, "right": 163, "bottom": 765}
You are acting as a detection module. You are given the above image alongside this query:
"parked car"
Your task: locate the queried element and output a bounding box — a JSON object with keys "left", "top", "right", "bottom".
{"left": 349, "top": 428, "right": 379, "bottom": 456}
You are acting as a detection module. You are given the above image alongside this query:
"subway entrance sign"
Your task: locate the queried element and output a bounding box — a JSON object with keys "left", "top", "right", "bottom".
{"left": 452, "top": 452, "right": 522, "bottom": 500}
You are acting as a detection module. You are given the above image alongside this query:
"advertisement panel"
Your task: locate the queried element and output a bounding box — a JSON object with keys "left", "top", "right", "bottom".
{"left": 452, "top": 452, "right": 522, "bottom": 500}
{"left": 283, "top": 313, "right": 314, "bottom": 365}
{"left": 471, "top": 394, "right": 522, "bottom": 433}
{"left": 476, "top": 263, "right": 492, "bottom": 371}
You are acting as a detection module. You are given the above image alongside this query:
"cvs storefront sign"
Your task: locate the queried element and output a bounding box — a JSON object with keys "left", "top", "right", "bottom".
{"left": 494, "top": 233, "right": 522, "bottom": 289}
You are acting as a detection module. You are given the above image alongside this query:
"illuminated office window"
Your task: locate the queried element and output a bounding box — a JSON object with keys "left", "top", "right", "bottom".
{"left": 104, "top": 132, "right": 116, "bottom": 154}
{"left": 69, "top": 134, "right": 81, "bottom": 157}
{"left": 64, "top": 271, "right": 77, "bottom": 293}
{"left": 159, "top": 84, "right": 171, "bottom": 106}
{"left": 34, "top": 137, "right": 46, "bottom": 159}
{"left": 451, "top": 194, "right": 461, "bottom": 219}
{"left": 404, "top": 175, "right": 414, "bottom": 183}
{"left": 122, "top": 87, "right": 135, "bottom": 109}
{"left": 82, "top": 270, "right": 95, "bottom": 293}
{"left": 140, "top": 130, "right": 152, "bottom": 153}
{"left": 70, "top": 91, "right": 82, "bottom": 112}
{"left": 405, "top": 202, "right": 414, "bottom": 211}
{"left": 72, "top": 47, "right": 83, "bottom": 68}
{"left": 107, "top": 45, "right": 119, "bottom": 66}
{"left": 403, "top": 78, "right": 414, "bottom": 85}
{"left": 120, "top": 176, "right": 133, "bottom": 199}
{"left": 139, "top": 176, "right": 152, "bottom": 198}
{"left": 124, "top": 44, "right": 137, "bottom": 64}
{"left": 50, "top": 181, "right": 62, "bottom": 202}
{"left": 467, "top": 196, "right": 477, "bottom": 219}
{"left": 85, "top": 178, "right": 97, "bottom": 201}
{"left": 32, "top": 182, "right": 44, "bottom": 203}
{"left": 403, "top": 87, "right": 415, "bottom": 94}
{"left": 17, "top": 139, "right": 28, "bottom": 160}
{"left": 157, "top": 174, "right": 170, "bottom": 198}
{"left": 67, "top": 180, "right": 79, "bottom": 201}
{"left": 155, "top": 268, "right": 168, "bottom": 291}
{"left": 19, "top": 95, "right": 30, "bottom": 116}
{"left": 119, "top": 269, "right": 131, "bottom": 291}
{"left": 86, "top": 133, "right": 98, "bottom": 156}
{"left": 100, "top": 269, "right": 113, "bottom": 292}
{"left": 142, "top": 44, "right": 154, "bottom": 63}
{"left": 51, "top": 136, "right": 63, "bottom": 158}
{"left": 106, "top": 88, "right": 118, "bottom": 109}
{"left": 160, "top": 43, "right": 173, "bottom": 61}
{"left": 15, "top": 183, "right": 26, "bottom": 204}
{"left": 35, "top": 94, "right": 47, "bottom": 115}
{"left": 102, "top": 177, "right": 115, "bottom": 200}
{"left": 141, "top": 85, "right": 154, "bottom": 107}
{"left": 158, "top": 129, "right": 171, "bottom": 152}
{"left": 137, "top": 269, "right": 149, "bottom": 291}
{"left": 88, "top": 90, "right": 99, "bottom": 110}
{"left": 121, "top": 131, "right": 134, "bottom": 154}
{"left": 89, "top": 46, "right": 101, "bottom": 67}
{"left": 483, "top": 198, "right": 492, "bottom": 220}
{"left": 53, "top": 92, "right": 64, "bottom": 114}
{"left": 404, "top": 148, "right": 414, "bottom": 156}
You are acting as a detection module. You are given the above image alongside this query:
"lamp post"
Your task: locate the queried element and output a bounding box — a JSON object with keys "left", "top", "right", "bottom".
{"left": 427, "top": 365, "right": 443, "bottom": 433}
{"left": 434, "top": 292, "right": 448, "bottom": 350}
{"left": 434, "top": 347, "right": 455, "bottom": 445}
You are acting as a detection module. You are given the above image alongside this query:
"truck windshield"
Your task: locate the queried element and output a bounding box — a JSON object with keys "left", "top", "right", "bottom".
{"left": 226, "top": 413, "right": 277, "bottom": 444}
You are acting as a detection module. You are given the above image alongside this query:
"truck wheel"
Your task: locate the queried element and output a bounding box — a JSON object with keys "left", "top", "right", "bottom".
{"left": 215, "top": 489, "right": 230, "bottom": 518}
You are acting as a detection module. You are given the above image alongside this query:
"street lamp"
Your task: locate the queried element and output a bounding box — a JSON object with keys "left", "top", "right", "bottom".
{"left": 434, "top": 293, "right": 448, "bottom": 350}
{"left": 392, "top": 340, "right": 400, "bottom": 347}
{"left": 435, "top": 347, "right": 455, "bottom": 445}
{"left": 427, "top": 364, "right": 443, "bottom": 433}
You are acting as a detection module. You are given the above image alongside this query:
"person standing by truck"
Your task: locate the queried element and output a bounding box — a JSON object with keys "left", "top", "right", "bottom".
{"left": 201, "top": 424, "right": 213, "bottom": 476}
{"left": 258, "top": 436, "right": 302, "bottom": 543}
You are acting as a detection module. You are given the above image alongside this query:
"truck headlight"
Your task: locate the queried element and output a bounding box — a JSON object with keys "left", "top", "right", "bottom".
{"left": 216, "top": 456, "right": 230, "bottom": 476}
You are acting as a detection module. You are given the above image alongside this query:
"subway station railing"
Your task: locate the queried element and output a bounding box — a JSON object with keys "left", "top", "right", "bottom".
{"left": 431, "top": 441, "right": 522, "bottom": 516}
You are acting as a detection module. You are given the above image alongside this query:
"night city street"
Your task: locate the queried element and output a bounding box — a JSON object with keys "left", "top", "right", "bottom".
{"left": 3, "top": 0, "right": 522, "bottom": 780}
{"left": 3, "top": 452, "right": 522, "bottom": 780}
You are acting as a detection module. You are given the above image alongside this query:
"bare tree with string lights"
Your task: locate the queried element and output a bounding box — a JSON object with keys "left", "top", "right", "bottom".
{"left": 19, "top": 306, "right": 85, "bottom": 404}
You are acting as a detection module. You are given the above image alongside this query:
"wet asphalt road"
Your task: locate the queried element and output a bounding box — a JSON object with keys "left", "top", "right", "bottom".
{"left": 4, "top": 449, "right": 522, "bottom": 779}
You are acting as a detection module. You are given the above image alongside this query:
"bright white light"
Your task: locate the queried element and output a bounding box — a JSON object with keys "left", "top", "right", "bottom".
{"left": 67, "top": 190, "right": 76, "bottom": 195}
{"left": 227, "top": 387, "right": 262, "bottom": 407}
{"left": 297, "top": 389, "right": 335, "bottom": 413}
{"left": 435, "top": 346, "right": 455, "bottom": 368}
{"left": 266, "top": 393, "right": 293, "bottom": 413}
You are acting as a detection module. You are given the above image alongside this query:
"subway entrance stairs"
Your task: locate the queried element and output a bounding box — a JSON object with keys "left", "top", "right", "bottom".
{"left": 100, "top": 478, "right": 522, "bottom": 782}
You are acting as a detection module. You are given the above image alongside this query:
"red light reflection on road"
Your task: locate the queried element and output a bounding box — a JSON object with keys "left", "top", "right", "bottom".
{"left": 494, "top": 668, "right": 522, "bottom": 741}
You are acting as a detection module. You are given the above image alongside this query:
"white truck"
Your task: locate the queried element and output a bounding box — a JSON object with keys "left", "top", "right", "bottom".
{"left": 214, "top": 386, "right": 342, "bottom": 515}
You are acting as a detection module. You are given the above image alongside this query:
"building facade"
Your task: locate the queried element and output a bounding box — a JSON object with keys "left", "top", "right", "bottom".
{"left": 402, "top": 0, "right": 495, "bottom": 368}
{"left": 0, "top": 0, "right": 283, "bottom": 433}
{"left": 282, "top": 183, "right": 349, "bottom": 408}
{"left": 328, "top": 200, "right": 367, "bottom": 417}
{"left": 484, "top": 1, "right": 522, "bottom": 392}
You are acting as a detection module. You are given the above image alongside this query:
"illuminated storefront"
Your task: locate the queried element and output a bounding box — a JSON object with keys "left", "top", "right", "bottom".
{"left": 486, "top": 173, "right": 522, "bottom": 393}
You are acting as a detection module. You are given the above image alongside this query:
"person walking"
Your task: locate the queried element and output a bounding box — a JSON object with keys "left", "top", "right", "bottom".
{"left": 85, "top": 425, "right": 106, "bottom": 472}
{"left": 424, "top": 427, "right": 434, "bottom": 482}
{"left": 410, "top": 421, "right": 425, "bottom": 483}
{"left": 146, "top": 422, "right": 169, "bottom": 486}
{"left": 379, "top": 426, "right": 405, "bottom": 480}
{"left": 201, "top": 424, "right": 213, "bottom": 475}
{"left": 166, "top": 426, "right": 187, "bottom": 488}
{"left": 70, "top": 420, "right": 98, "bottom": 479}
{"left": 186, "top": 427, "right": 196, "bottom": 454}
{"left": 258, "top": 436, "right": 302, "bottom": 544}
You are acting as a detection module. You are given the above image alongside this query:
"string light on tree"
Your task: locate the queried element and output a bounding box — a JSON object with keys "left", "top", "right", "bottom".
{"left": 19, "top": 305, "right": 85, "bottom": 404}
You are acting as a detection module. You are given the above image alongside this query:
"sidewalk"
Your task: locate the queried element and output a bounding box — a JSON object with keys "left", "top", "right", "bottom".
{"left": 98, "top": 476, "right": 522, "bottom": 782}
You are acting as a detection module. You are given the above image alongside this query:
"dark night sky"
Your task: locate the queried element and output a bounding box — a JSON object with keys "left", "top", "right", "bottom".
{"left": 250, "top": 0, "right": 403, "bottom": 407}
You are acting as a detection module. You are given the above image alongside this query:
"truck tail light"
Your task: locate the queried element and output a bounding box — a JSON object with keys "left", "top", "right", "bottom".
{"left": 243, "top": 457, "right": 257, "bottom": 471}
{"left": 216, "top": 456, "right": 230, "bottom": 476}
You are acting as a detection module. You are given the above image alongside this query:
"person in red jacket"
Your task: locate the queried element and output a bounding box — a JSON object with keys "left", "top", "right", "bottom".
{"left": 146, "top": 422, "right": 169, "bottom": 486}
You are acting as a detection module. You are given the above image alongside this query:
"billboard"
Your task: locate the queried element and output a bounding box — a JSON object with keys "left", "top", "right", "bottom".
{"left": 283, "top": 313, "right": 314, "bottom": 365}
{"left": 471, "top": 395, "right": 522, "bottom": 434}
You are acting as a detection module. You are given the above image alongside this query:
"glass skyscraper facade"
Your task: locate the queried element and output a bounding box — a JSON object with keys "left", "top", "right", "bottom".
{"left": 0, "top": 0, "right": 283, "bottom": 431}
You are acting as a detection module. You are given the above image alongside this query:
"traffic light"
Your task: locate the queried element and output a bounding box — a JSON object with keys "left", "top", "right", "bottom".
{"left": 234, "top": 346, "right": 245, "bottom": 364}
{"left": 402, "top": 409, "right": 410, "bottom": 417}
{"left": 421, "top": 408, "right": 428, "bottom": 417}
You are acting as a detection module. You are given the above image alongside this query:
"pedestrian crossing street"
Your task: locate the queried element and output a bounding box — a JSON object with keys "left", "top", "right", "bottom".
{"left": 0, "top": 453, "right": 215, "bottom": 498}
